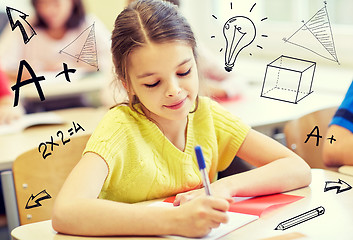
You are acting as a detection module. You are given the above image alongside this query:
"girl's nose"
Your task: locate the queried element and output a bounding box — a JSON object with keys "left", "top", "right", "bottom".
{"left": 166, "top": 77, "right": 181, "bottom": 97}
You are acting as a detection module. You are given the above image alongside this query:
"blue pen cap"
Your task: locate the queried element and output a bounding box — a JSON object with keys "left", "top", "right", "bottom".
{"left": 195, "top": 146, "right": 206, "bottom": 170}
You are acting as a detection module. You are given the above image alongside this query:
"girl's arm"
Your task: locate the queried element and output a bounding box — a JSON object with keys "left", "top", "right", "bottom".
{"left": 219, "top": 129, "right": 311, "bottom": 197}
{"left": 175, "top": 129, "right": 311, "bottom": 204}
{"left": 52, "top": 152, "right": 229, "bottom": 237}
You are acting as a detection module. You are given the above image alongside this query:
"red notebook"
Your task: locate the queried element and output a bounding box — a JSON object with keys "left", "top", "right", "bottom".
{"left": 164, "top": 193, "right": 304, "bottom": 217}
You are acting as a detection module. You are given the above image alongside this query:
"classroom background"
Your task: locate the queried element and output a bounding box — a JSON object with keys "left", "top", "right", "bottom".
{"left": 0, "top": 0, "right": 352, "bottom": 109}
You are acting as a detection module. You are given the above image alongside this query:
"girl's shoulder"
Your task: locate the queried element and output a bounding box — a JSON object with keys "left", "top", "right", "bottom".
{"left": 196, "top": 96, "right": 228, "bottom": 115}
{"left": 89, "top": 105, "right": 141, "bottom": 141}
{"left": 104, "top": 104, "right": 139, "bottom": 123}
{"left": 101, "top": 103, "right": 150, "bottom": 129}
{"left": 196, "top": 96, "right": 248, "bottom": 128}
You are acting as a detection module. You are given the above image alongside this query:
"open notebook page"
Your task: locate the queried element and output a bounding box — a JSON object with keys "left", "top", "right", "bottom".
{"left": 0, "top": 112, "right": 64, "bottom": 135}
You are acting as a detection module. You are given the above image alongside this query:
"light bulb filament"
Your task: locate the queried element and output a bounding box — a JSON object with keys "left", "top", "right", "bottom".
{"left": 229, "top": 26, "right": 246, "bottom": 65}
{"left": 223, "top": 16, "right": 256, "bottom": 72}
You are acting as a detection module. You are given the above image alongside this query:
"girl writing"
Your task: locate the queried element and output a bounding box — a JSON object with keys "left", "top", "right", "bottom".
{"left": 52, "top": 0, "right": 311, "bottom": 237}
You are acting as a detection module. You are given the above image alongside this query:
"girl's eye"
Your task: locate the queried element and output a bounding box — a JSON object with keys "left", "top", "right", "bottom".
{"left": 144, "top": 80, "right": 160, "bottom": 88}
{"left": 177, "top": 68, "right": 191, "bottom": 77}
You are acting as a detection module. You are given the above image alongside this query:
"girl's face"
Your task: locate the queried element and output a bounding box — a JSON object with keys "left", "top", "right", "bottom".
{"left": 35, "top": 0, "right": 74, "bottom": 29}
{"left": 127, "top": 42, "right": 199, "bottom": 124}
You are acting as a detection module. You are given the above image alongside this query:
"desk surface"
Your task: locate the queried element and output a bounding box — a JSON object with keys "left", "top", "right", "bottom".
{"left": 20, "top": 71, "right": 104, "bottom": 100}
{"left": 222, "top": 86, "right": 342, "bottom": 129}
{"left": 339, "top": 165, "right": 353, "bottom": 176}
{"left": 11, "top": 169, "right": 353, "bottom": 240}
{"left": 0, "top": 107, "right": 106, "bottom": 170}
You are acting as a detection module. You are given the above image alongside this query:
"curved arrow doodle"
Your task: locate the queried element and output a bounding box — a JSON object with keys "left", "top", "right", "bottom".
{"left": 6, "top": 6, "right": 37, "bottom": 44}
{"left": 324, "top": 179, "right": 352, "bottom": 194}
{"left": 25, "top": 189, "right": 52, "bottom": 209}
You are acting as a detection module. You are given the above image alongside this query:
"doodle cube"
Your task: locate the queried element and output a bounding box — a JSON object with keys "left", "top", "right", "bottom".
{"left": 261, "top": 55, "right": 316, "bottom": 104}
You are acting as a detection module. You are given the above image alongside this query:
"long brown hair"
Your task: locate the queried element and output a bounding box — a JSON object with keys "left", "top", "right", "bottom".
{"left": 111, "top": 0, "right": 198, "bottom": 112}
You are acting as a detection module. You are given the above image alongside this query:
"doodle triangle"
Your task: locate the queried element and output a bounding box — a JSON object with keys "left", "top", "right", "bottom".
{"left": 60, "top": 23, "right": 99, "bottom": 70}
{"left": 284, "top": 5, "right": 338, "bottom": 64}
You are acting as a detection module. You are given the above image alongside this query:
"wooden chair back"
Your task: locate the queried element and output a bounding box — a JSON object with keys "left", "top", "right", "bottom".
{"left": 283, "top": 107, "right": 338, "bottom": 170}
{"left": 12, "top": 134, "right": 90, "bottom": 225}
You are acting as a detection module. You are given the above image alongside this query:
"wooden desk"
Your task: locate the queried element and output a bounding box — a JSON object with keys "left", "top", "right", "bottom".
{"left": 11, "top": 169, "right": 353, "bottom": 240}
{"left": 339, "top": 166, "right": 353, "bottom": 177}
{"left": 0, "top": 107, "right": 107, "bottom": 170}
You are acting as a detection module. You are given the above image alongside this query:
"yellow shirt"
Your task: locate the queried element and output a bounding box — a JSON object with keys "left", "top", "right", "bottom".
{"left": 83, "top": 97, "right": 250, "bottom": 203}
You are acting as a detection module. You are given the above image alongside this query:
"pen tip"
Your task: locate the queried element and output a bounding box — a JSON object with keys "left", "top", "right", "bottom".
{"left": 194, "top": 146, "right": 206, "bottom": 169}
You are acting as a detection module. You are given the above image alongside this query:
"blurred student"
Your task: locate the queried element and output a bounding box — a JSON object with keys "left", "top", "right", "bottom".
{"left": 0, "top": 0, "right": 111, "bottom": 77}
{"left": 323, "top": 80, "right": 353, "bottom": 167}
{"left": 0, "top": 0, "right": 112, "bottom": 112}
{"left": 0, "top": 66, "right": 23, "bottom": 124}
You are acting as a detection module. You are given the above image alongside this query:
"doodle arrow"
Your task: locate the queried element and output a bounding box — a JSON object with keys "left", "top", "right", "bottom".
{"left": 25, "top": 189, "right": 52, "bottom": 209}
{"left": 324, "top": 179, "right": 352, "bottom": 194}
{"left": 6, "top": 6, "right": 37, "bottom": 44}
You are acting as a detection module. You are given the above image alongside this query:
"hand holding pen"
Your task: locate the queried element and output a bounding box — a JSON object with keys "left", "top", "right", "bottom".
{"left": 170, "top": 145, "right": 230, "bottom": 237}
{"left": 173, "top": 145, "right": 234, "bottom": 206}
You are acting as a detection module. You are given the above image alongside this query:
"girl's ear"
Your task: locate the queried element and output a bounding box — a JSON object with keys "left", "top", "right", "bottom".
{"left": 120, "top": 78, "right": 135, "bottom": 95}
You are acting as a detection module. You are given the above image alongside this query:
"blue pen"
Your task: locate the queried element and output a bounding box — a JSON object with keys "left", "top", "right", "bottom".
{"left": 194, "top": 145, "right": 212, "bottom": 196}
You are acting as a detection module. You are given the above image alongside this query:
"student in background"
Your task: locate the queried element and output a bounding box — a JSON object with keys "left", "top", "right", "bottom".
{"left": 0, "top": 66, "right": 23, "bottom": 124}
{"left": 0, "top": 0, "right": 111, "bottom": 78}
{"left": 0, "top": 0, "right": 112, "bottom": 112}
{"left": 323, "top": 80, "right": 353, "bottom": 167}
{"left": 52, "top": 0, "right": 311, "bottom": 237}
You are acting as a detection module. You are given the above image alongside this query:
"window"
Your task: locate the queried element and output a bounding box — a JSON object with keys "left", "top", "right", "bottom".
{"left": 262, "top": 0, "right": 353, "bottom": 25}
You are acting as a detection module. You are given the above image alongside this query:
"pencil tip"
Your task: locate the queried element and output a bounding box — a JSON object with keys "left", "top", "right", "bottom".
{"left": 274, "top": 225, "right": 283, "bottom": 230}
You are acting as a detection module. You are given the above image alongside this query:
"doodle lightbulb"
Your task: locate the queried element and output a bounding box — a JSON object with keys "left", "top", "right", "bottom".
{"left": 223, "top": 16, "right": 256, "bottom": 72}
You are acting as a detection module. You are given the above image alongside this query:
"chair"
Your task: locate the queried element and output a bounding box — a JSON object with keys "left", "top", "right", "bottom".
{"left": 1, "top": 134, "right": 90, "bottom": 233}
{"left": 283, "top": 106, "right": 338, "bottom": 170}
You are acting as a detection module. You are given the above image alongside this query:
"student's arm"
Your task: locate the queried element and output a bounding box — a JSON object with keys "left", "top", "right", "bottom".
{"left": 221, "top": 129, "right": 311, "bottom": 196}
{"left": 175, "top": 129, "right": 311, "bottom": 204}
{"left": 323, "top": 125, "right": 353, "bottom": 167}
{"left": 52, "top": 152, "right": 229, "bottom": 237}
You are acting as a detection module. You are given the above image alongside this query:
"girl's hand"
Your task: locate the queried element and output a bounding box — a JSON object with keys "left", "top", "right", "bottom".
{"left": 174, "top": 180, "right": 235, "bottom": 206}
{"left": 171, "top": 196, "right": 229, "bottom": 238}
